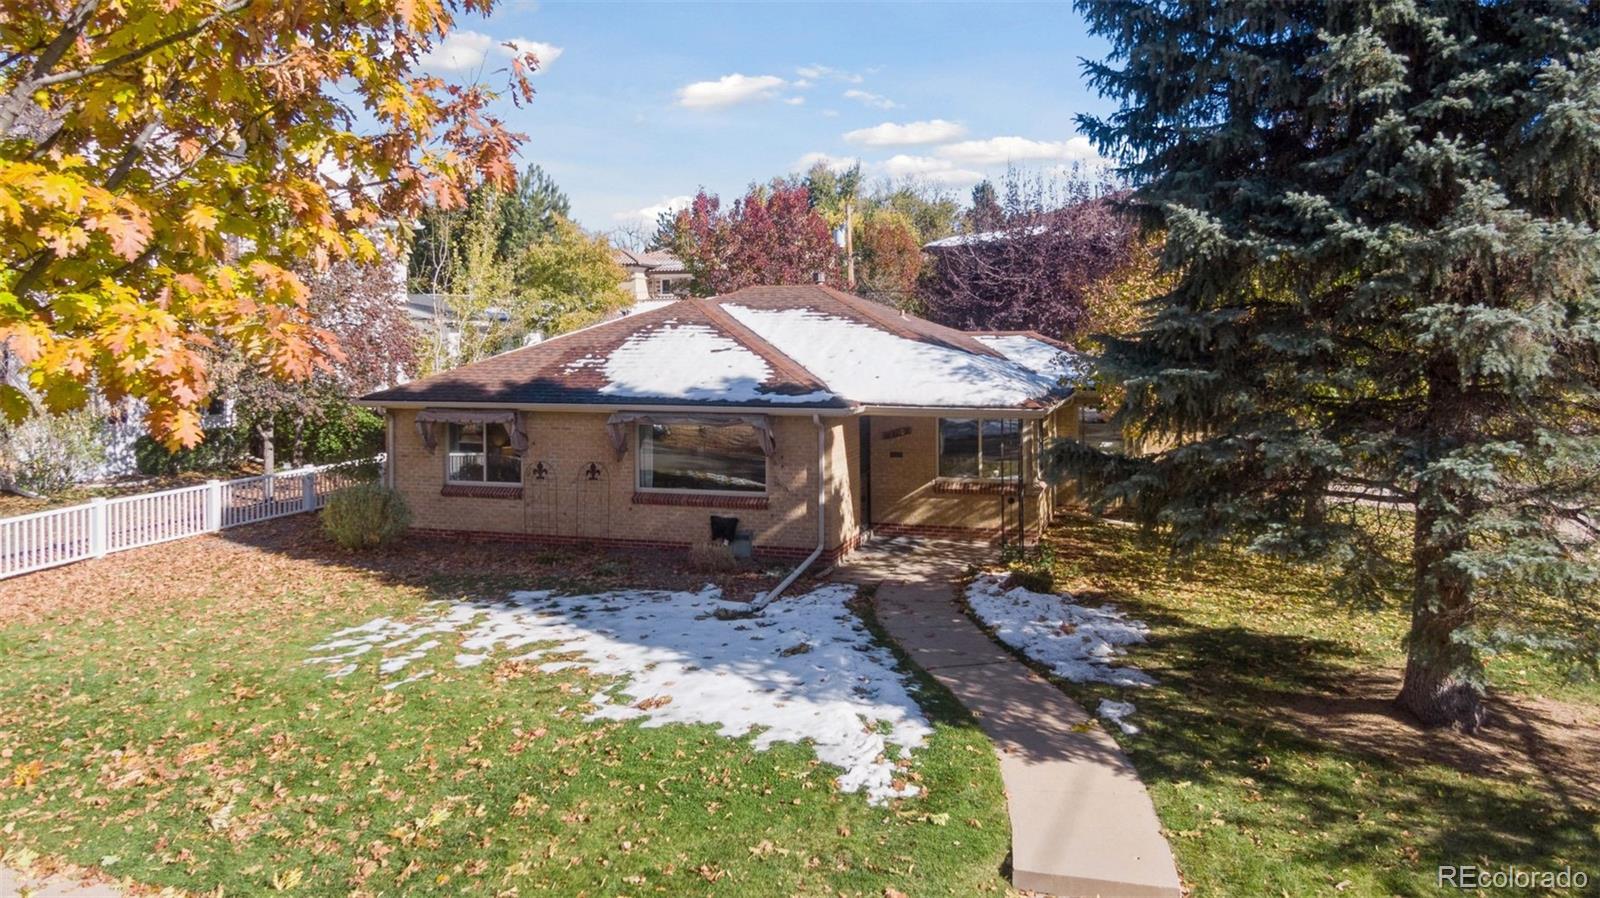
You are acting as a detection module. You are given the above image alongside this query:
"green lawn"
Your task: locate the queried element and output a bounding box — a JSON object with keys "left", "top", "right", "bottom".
{"left": 0, "top": 520, "right": 1011, "bottom": 897}
{"left": 1015, "top": 514, "right": 1600, "bottom": 898}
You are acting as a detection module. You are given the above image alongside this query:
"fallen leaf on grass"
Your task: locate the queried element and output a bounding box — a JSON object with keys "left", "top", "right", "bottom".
{"left": 9, "top": 759, "right": 43, "bottom": 789}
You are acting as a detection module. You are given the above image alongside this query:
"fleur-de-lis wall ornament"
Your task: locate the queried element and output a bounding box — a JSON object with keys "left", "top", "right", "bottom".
{"left": 584, "top": 462, "right": 602, "bottom": 481}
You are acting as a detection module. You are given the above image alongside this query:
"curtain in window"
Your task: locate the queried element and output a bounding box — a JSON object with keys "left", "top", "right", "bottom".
{"left": 604, "top": 412, "right": 775, "bottom": 461}
{"left": 415, "top": 409, "right": 528, "bottom": 454}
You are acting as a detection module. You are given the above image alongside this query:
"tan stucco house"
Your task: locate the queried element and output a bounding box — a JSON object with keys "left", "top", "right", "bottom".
{"left": 360, "top": 284, "right": 1096, "bottom": 563}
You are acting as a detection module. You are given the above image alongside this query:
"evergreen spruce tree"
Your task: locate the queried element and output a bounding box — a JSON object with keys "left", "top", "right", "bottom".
{"left": 1070, "top": 1, "right": 1600, "bottom": 728}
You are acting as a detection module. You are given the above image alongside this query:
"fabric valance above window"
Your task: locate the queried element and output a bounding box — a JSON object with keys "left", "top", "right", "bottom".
{"left": 415, "top": 409, "right": 528, "bottom": 454}
{"left": 604, "top": 412, "right": 775, "bottom": 461}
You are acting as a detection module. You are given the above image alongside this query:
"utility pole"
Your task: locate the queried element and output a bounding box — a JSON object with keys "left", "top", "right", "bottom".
{"left": 845, "top": 201, "right": 856, "bottom": 288}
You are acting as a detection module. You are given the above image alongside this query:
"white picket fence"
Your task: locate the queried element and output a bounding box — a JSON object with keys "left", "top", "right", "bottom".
{"left": 0, "top": 456, "right": 381, "bottom": 580}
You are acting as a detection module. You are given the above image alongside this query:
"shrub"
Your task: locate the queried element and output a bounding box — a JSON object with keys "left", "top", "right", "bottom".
{"left": 1001, "top": 541, "right": 1058, "bottom": 594}
{"left": 303, "top": 405, "right": 385, "bottom": 463}
{"left": 321, "top": 483, "right": 410, "bottom": 549}
{"left": 134, "top": 423, "right": 249, "bottom": 475}
{"left": 0, "top": 409, "right": 108, "bottom": 493}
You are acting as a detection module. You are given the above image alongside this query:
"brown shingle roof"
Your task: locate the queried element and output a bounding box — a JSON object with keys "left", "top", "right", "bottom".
{"left": 366, "top": 299, "right": 848, "bottom": 408}
{"left": 364, "top": 285, "right": 1072, "bottom": 410}
{"left": 613, "top": 248, "right": 685, "bottom": 273}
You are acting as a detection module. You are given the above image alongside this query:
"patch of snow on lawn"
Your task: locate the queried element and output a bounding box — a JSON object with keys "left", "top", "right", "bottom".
{"left": 306, "top": 585, "right": 931, "bottom": 804}
{"left": 966, "top": 573, "right": 1155, "bottom": 729}
{"left": 1097, "top": 699, "right": 1140, "bottom": 735}
{"left": 966, "top": 574, "right": 1154, "bottom": 687}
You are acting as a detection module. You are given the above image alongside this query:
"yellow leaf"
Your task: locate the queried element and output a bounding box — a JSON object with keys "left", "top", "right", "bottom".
{"left": 184, "top": 204, "right": 218, "bottom": 232}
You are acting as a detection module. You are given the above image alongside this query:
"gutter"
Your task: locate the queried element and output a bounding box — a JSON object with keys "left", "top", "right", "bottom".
{"left": 356, "top": 399, "right": 859, "bottom": 417}
{"left": 754, "top": 413, "right": 828, "bottom": 608}
{"left": 359, "top": 398, "right": 1075, "bottom": 419}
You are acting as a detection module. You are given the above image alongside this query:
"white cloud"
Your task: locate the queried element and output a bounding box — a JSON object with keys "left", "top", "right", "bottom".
{"left": 613, "top": 195, "right": 692, "bottom": 225}
{"left": 876, "top": 154, "right": 985, "bottom": 187}
{"left": 783, "top": 96, "right": 806, "bottom": 106}
{"left": 843, "top": 119, "right": 967, "bottom": 148}
{"left": 935, "top": 135, "right": 1100, "bottom": 166}
{"left": 795, "top": 151, "right": 861, "bottom": 173}
{"left": 676, "top": 73, "right": 788, "bottom": 108}
{"left": 503, "top": 39, "right": 564, "bottom": 71}
{"left": 417, "top": 30, "right": 563, "bottom": 75}
{"left": 843, "top": 89, "right": 897, "bottom": 110}
{"left": 797, "top": 65, "right": 863, "bottom": 84}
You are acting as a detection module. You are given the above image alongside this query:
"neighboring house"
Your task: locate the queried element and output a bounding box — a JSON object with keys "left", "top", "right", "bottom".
{"left": 614, "top": 248, "right": 691, "bottom": 302}
{"left": 359, "top": 284, "right": 1096, "bottom": 561}
{"left": 406, "top": 292, "right": 544, "bottom": 372}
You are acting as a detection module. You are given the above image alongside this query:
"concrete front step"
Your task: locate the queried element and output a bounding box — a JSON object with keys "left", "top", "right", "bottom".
{"left": 870, "top": 578, "right": 1182, "bottom": 898}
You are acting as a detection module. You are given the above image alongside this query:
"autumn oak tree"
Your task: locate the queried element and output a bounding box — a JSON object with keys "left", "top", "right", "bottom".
{"left": 0, "top": 0, "right": 535, "bottom": 447}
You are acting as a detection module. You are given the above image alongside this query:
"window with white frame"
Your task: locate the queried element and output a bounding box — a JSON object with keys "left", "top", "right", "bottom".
{"left": 938, "top": 418, "right": 1022, "bottom": 480}
{"left": 637, "top": 423, "right": 766, "bottom": 493}
{"left": 446, "top": 422, "right": 521, "bottom": 484}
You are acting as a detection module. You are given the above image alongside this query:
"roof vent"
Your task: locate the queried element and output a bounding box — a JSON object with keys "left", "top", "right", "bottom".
{"left": 811, "top": 271, "right": 826, "bottom": 285}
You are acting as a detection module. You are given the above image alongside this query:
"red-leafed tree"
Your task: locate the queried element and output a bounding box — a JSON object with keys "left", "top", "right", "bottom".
{"left": 920, "top": 169, "right": 1136, "bottom": 340}
{"left": 854, "top": 209, "right": 924, "bottom": 310}
{"left": 221, "top": 253, "right": 419, "bottom": 471}
{"left": 663, "top": 182, "right": 839, "bottom": 295}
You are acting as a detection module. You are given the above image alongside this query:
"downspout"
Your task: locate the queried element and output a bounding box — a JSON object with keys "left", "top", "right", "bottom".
{"left": 756, "top": 413, "right": 827, "bottom": 607}
{"left": 384, "top": 411, "right": 396, "bottom": 488}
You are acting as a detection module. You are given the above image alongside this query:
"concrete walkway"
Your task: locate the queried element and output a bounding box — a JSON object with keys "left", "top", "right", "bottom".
{"left": 834, "top": 538, "right": 1182, "bottom": 898}
{"left": 0, "top": 866, "right": 121, "bottom": 898}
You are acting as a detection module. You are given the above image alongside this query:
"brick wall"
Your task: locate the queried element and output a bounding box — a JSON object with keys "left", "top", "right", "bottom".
{"left": 388, "top": 409, "right": 833, "bottom": 555}
{"left": 824, "top": 419, "right": 863, "bottom": 550}
{"left": 385, "top": 403, "right": 1088, "bottom": 556}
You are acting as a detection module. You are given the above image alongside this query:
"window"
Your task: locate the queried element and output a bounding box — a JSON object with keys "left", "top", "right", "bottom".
{"left": 1078, "top": 407, "right": 1125, "bottom": 454}
{"left": 637, "top": 423, "right": 766, "bottom": 493}
{"left": 446, "top": 422, "right": 521, "bottom": 484}
{"left": 938, "top": 418, "right": 1022, "bottom": 480}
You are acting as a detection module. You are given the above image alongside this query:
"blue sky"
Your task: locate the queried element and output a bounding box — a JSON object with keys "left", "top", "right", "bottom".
{"left": 424, "top": 1, "right": 1117, "bottom": 231}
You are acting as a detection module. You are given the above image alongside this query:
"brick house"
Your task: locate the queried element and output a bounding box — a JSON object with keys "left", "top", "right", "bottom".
{"left": 360, "top": 284, "right": 1096, "bottom": 562}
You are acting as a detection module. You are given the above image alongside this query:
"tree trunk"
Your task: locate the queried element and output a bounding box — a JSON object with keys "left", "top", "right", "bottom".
{"left": 260, "top": 421, "right": 275, "bottom": 475}
{"left": 1396, "top": 504, "right": 1486, "bottom": 730}
{"left": 260, "top": 421, "right": 275, "bottom": 501}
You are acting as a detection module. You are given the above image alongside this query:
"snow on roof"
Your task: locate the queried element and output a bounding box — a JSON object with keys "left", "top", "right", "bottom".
{"left": 724, "top": 304, "right": 1063, "bottom": 408}
{"left": 923, "top": 224, "right": 1048, "bottom": 249}
{"left": 364, "top": 285, "right": 1078, "bottom": 411}
{"left": 594, "top": 322, "right": 835, "bottom": 404}
{"left": 973, "top": 334, "right": 1088, "bottom": 382}
{"left": 626, "top": 298, "right": 679, "bottom": 315}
